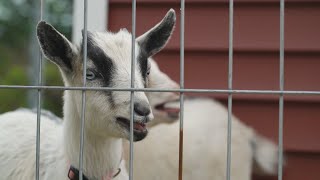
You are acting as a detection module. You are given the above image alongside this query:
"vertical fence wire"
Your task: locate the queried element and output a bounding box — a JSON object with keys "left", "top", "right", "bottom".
{"left": 226, "top": 0, "right": 234, "bottom": 180}
{"left": 35, "top": 1, "right": 44, "bottom": 179}
{"left": 129, "top": 0, "right": 137, "bottom": 179}
{"left": 178, "top": 1, "right": 185, "bottom": 180}
{"left": 30, "top": 1, "right": 288, "bottom": 179}
{"left": 278, "top": 0, "right": 285, "bottom": 180}
{"left": 79, "top": 0, "right": 88, "bottom": 179}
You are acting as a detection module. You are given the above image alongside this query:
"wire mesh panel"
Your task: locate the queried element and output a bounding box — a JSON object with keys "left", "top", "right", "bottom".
{"left": 1, "top": 0, "right": 320, "bottom": 180}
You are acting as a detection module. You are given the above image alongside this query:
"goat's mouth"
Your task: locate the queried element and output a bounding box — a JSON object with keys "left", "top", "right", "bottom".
{"left": 154, "top": 100, "right": 180, "bottom": 119}
{"left": 116, "top": 117, "right": 148, "bottom": 141}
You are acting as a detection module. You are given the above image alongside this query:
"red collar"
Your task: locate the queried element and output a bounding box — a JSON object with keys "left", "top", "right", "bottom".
{"left": 68, "top": 165, "right": 121, "bottom": 180}
{"left": 67, "top": 150, "right": 123, "bottom": 180}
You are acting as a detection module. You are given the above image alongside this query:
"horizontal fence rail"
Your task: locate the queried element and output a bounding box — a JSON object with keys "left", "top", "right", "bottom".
{"left": 0, "top": 85, "right": 320, "bottom": 95}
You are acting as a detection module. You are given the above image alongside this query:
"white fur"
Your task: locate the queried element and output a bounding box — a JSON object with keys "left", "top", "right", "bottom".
{"left": 124, "top": 98, "right": 254, "bottom": 180}
{"left": 146, "top": 59, "right": 180, "bottom": 126}
{"left": 0, "top": 30, "right": 134, "bottom": 179}
{"left": 251, "top": 134, "right": 279, "bottom": 175}
{"left": 0, "top": 110, "right": 128, "bottom": 180}
{"left": 0, "top": 9, "right": 176, "bottom": 180}
{"left": 123, "top": 58, "right": 279, "bottom": 180}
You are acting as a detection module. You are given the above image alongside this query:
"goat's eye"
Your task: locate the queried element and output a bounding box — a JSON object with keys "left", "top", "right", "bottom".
{"left": 86, "top": 71, "right": 96, "bottom": 80}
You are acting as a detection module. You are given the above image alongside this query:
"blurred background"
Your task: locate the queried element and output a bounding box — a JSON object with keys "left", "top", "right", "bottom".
{"left": 0, "top": 0, "right": 72, "bottom": 116}
{"left": 1, "top": 0, "right": 320, "bottom": 180}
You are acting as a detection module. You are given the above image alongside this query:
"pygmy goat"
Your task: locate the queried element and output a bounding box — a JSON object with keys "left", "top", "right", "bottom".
{"left": 0, "top": 9, "right": 176, "bottom": 180}
{"left": 124, "top": 58, "right": 280, "bottom": 180}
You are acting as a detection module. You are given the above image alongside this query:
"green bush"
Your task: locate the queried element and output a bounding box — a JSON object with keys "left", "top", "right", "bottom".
{"left": 0, "top": 0, "right": 72, "bottom": 117}
{"left": 0, "top": 65, "right": 29, "bottom": 112}
{"left": 43, "top": 62, "right": 64, "bottom": 117}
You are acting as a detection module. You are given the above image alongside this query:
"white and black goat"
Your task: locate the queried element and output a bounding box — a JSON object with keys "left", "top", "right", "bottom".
{"left": 124, "top": 58, "right": 280, "bottom": 180}
{"left": 0, "top": 9, "right": 176, "bottom": 180}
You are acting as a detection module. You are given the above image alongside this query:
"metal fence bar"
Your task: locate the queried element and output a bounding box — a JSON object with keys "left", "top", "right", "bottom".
{"left": 1, "top": 85, "right": 320, "bottom": 95}
{"left": 0, "top": 0, "right": 317, "bottom": 179}
{"left": 179, "top": 1, "right": 185, "bottom": 180}
{"left": 226, "top": 0, "right": 234, "bottom": 179}
{"left": 129, "top": 1, "right": 137, "bottom": 180}
{"left": 35, "top": 1, "right": 44, "bottom": 179}
{"left": 79, "top": 0, "right": 88, "bottom": 179}
{"left": 278, "top": 0, "right": 285, "bottom": 180}
{"left": 2, "top": 0, "right": 320, "bottom": 179}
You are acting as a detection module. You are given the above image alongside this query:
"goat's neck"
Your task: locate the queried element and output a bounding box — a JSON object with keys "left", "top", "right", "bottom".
{"left": 62, "top": 91, "right": 123, "bottom": 178}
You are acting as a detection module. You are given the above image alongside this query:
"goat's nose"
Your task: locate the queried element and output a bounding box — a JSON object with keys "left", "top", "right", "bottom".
{"left": 134, "top": 102, "right": 151, "bottom": 116}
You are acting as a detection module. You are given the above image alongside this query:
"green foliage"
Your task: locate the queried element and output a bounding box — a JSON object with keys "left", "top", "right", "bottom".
{"left": 0, "top": 0, "right": 34, "bottom": 49}
{"left": 43, "top": 63, "right": 64, "bottom": 117}
{"left": 0, "top": 0, "right": 73, "bottom": 116}
{"left": 0, "top": 0, "right": 73, "bottom": 48}
{"left": 0, "top": 65, "right": 29, "bottom": 112}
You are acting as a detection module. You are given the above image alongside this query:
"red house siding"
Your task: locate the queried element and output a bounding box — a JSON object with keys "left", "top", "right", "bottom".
{"left": 108, "top": 0, "right": 320, "bottom": 179}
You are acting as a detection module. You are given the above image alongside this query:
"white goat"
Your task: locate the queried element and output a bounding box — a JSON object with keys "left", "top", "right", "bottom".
{"left": 123, "top": 59, "right": 279, "bottom": 180}
{"left": 0, "top": 9, "right": 176, "bottom": 180}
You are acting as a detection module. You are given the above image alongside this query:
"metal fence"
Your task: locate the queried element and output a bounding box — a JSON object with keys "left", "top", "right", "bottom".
{"left": 2, "top": 0, "right": 320, "bottom": 180}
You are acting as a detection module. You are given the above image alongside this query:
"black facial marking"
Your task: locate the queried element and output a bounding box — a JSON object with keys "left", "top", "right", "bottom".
{"left": 138, "top": 49, "right": 149, "bottom": 86}
{"left": 81, "top": 32, "right": 115, "bottom": 106}
{"left": 37, "top": 21, "right": 73, "bottom": 71}
{"left": 84, "top": 33, "right": 114, "bottom": 87}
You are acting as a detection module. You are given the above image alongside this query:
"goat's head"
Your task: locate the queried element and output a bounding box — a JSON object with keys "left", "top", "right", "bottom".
{"left": 36, "top": 9, "right": 176, "bottom": 141}
{"left": 147, "top": 58, "right": 180, "bottom": 126}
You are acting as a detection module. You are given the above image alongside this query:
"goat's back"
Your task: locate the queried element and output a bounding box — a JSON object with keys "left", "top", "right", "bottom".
{"left": 0, "top": 110, "right": 67, "bottom": 180}
{"left": 124, "top": 98, "right": 255, "bottom": 180}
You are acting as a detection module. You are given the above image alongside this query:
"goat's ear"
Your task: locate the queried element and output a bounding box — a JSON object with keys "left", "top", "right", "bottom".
{"left": 137, "top": 9, "right": 176, "bottom": 57}
{"left": 37, "top": 21, "right": 75, "bottom": 72}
